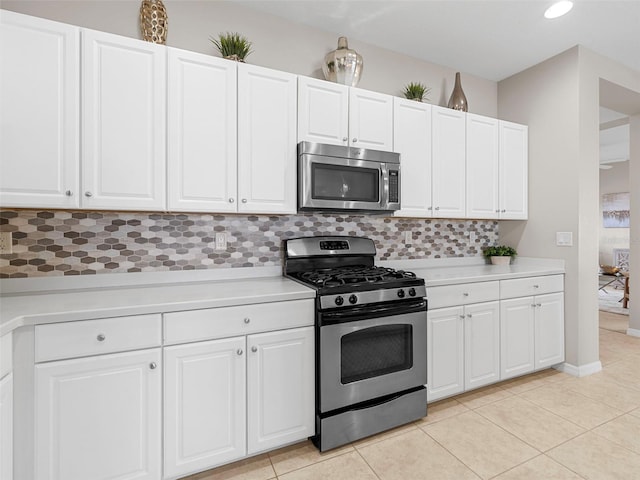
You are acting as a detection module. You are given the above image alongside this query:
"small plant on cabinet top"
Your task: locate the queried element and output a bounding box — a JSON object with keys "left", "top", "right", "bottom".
{"left": 210, "top": 32, "right": 253, "bottom": 61}
{"left": 403, "top": 82, "right": 430, "bottom": 102}
{"left": 483, "top": 245, "right": 517, "bottom": 257}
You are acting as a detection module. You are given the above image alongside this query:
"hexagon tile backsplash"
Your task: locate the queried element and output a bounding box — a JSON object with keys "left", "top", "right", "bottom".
{"left": 0, "top": 210, "right": 498, "bottom": 278}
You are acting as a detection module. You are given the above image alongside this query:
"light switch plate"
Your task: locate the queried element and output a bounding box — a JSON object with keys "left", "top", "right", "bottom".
{"left": 556, "top": 232, "right": 573, "bottom": 246}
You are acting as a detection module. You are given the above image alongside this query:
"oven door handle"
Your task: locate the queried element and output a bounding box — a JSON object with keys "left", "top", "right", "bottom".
{"left": 319, "top": 299, "right": 427, "bottom": 326}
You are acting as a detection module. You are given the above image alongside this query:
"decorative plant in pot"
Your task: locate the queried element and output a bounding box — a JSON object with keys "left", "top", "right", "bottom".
{"left": 483, "top": 245, "right": 517, "bottom": 265}
{"left": 210, "top": 32, "right": 253, "bottom": 62}
{"left": 403, "top": 82, "right": 430, "bottom": 102}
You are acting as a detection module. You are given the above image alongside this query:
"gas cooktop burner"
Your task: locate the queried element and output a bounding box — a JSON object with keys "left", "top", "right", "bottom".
{"left": 296, "top": 266, "right": 417, "bottom": 288}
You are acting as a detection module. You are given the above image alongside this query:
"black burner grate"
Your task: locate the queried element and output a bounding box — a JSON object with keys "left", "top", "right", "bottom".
{"left": 296, "top": 266, "right": 416, "bottom": 288}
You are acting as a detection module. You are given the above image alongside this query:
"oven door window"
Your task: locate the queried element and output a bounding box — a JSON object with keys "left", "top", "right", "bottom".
{"left": 312, "top": 163, "right": 379, "bottom": 202}
{"left": 341, "top": 324, "right": 413, "bottom": 384}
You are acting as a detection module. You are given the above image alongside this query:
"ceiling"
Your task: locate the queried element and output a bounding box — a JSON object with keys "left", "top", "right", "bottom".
{"left": 235, "top": 0, "right": 637, "bottom": 167}
{"left": 234, "top": 0, "right": 640, "bottom": 82}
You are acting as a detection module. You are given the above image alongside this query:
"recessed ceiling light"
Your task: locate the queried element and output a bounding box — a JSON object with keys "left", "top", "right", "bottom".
{"left": 545, "top": 1, "right": 574, "bottom": 19}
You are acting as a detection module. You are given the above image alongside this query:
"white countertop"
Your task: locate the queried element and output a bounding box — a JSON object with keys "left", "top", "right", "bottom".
{"left": 0, "top": 257, "right": 564, "bottom": 336}
{"left": 0, "top": 275, "right": 315, "bottom": 336}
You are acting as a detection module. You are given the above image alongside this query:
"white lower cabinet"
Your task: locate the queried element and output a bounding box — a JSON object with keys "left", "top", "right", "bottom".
{"left": 163, "top": 337, "right": 246, "bottom": 479}
{"left": 163, "top": 326, "right": 314, "bottom": 479}
{"left": 500, "top": 297, "right": 535, "bottom": 380}
{"left": 247, "top": 328, "right": 314, "bottom": 455}
{"left": 534, "top": 293, "right": 565, "bottom": 369}
{"left": 0, "top": 373, "right": 12, "bottom": 480}
{"left": 35, "top": 348, "right": 162, "bottom": 480}
{"left": 428, "top": 301, "right": 500, "bottom": 402}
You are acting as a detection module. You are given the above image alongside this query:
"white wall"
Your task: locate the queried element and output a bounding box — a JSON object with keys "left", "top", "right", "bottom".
{"left": 499, "top": 46, "right": 640, "bottom": 371}
{"left": 629, "top": 115, "right": 640, "bottom": 335}
{"left": 0, "top": 0, "right": 498, "bottom": 116}
{"left": 599, "top": 162, "right": 630, "bottom": 266}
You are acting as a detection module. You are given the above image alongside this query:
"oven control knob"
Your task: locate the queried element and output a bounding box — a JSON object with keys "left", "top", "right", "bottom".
{"left": 397, "top": 289, "right": 405, "bottom": 298}
{"left": 408, "top": 288, "right": 416, "bottom": 297}
{"left": 335, "top": 296, "right": 344, "bottom": 306}
{"left": 349, "top": 294, "right": 358, "bottom": 304}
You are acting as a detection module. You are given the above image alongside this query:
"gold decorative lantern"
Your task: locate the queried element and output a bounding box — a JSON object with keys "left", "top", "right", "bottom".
{"left": 140, "top": 0, "right": 168, "bottom": 44}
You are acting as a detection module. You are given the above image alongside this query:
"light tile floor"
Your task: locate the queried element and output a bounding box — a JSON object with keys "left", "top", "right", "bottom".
{"left": 184, "top": 320, "right": 640, "bottom": 480}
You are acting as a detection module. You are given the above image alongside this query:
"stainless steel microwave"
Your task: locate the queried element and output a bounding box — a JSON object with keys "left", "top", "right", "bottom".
{"left": 298, "top": 142, "right": 400, "bottom": 213}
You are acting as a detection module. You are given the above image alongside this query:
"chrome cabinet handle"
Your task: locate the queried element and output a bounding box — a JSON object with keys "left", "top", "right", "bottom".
{"left": 241, "top": 198, "right": 247, "bottom": 203}
{"left": 84, "top": 191, "right": 93, "bottom": 197}
{"left": 228, "top": 198, "right": 235, "bottom": 203}
{"left": 237, "top": 349, "right": 243, "bottom": 356}
{"left": 467, "top": 314, "right": 472, "bottom": 318}
{"left": 435, "top": 206, "right": 440, "bottom": 211}
{"left": 65, "top": 190, "right": 73, "bottom": 197}
{"left": 149, "top": 362, "right": 157, "bottom": 370}
{"left": 342, "top": 137, "right": 348, "bottom": 142}
{"left": 460, "top": 315, "right": 465, "bottom": 319}
{"left": 97, "top": 334, "right": 106, "bottom": 342}
{"left": 244, "top": 317, "right": 250, "bottom": 324}
{"left": 533, "top": 285, "right": 540, "bottom": 288}
{"left": 428, "top": 206, "right": 433, "bottom": 210}
{"left": 352, "top": 138, "right": 357, "bottom": 142}
{"left": 536, "top": 303, "right": 542, "bottom": 307}
{"left": 251, "top": 346, "right": 258, "bottom": 353}
{"left": 531, "top": 304, "right": 537, "bottom": 307}
{"left": 501, "top": 209, "right": 506, "bottom": 213}
{"left": 463, "top": 292, "right": 469, "bottom": 297}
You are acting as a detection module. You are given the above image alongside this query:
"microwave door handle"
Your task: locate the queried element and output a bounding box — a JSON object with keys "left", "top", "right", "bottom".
{"left": 380, "top": 164, "right": 389, "bottom": 207}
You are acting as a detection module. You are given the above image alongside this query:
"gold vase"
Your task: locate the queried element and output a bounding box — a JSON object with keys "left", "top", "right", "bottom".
{"left": 447, "top": 72, "right": 468, "bottom": 112}
{"left": 140, "top": 0, "right": 168, "bottom": 45}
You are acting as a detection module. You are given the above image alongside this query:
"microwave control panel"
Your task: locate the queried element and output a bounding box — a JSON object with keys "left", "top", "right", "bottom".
{"left": 389, "top": 170, "right": 399, "bottom": 203}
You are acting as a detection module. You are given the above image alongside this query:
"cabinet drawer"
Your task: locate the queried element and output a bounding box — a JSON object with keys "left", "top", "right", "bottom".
{"left": 164, "top": 299, "right": 315, "bottom": 345}
{"left": 500, "top": 275, "right": 564, "bottom": 299}
{"left": 427, "top": 281, "right": 499, "bottom": 309}
{"left": 35, "top": 314, "right": 161, "bottom": 362}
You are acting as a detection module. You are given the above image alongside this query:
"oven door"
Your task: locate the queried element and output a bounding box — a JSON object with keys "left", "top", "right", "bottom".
{"left": 299, "top": 154, "right": 397, "bottom": 211}
{"left": 318, "top": 300, "right": 427, "bottom": 413}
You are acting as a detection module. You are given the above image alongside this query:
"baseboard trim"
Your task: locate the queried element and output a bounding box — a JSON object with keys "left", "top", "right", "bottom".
{"left": 627, "top": 328, "right": 640, "bottom": 338}
{"left": 554, "top": 361, "right": 602, "bottom": 377}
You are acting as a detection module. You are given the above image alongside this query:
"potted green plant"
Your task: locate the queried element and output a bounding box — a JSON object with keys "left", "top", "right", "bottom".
{"left": 210, "top": 32, "right": 253, "bottom": 62}
{"left": 483, "top": 245, "right": 517, "bottom": 265}
{"left": 403, "top": 82, "right": 430, "bottom": 102}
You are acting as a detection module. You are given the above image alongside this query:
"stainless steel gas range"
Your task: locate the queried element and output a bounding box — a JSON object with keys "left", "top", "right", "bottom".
{"left": 283, "top": 236, "right": 428, "bottom": 451}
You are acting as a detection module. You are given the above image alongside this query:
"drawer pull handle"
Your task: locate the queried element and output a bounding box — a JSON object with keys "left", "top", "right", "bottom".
{"left": 251, "top": 346, "right": 258, "bottom": 353}
{"left": 533, "top": 285, "right": 540, "bottom": 288}
{"left": 460, "top": 315, "right": 465, "bottom": 319}
{"left": 84, "top": 191, "right": 93, "bottom": 197}
{"left": 531, "top": 304, "right": 537, "bottom": 308}
{"left": 463, "top": 293, "right": 469, "bottom": 297}
{"left": 467, "top": 314, "right": 472, "bottom": 318}
{"left": 149, "top": 362, "right": 157, "bottom": 370}
{"left": 244, "top": 317, "right": 251, "bottom": 324}
{"left": 65, "top": 190, "right": 73, "bottom": 197}
{"left": 536, "top": 303, "right": 542, "bottom": 307}
{"left": 237, "top": 349, "right": 243, "bottom": 356}
{"left": 97, "top": 334, "right": 106, "bottom": 342}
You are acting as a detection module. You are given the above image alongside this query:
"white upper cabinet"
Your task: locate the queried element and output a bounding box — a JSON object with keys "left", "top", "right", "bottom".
{"left": 297, "top": 77, "right": 393, "bottom": 151}
{"left": 393, "top": 98, "right": 433, "bottom": 217}
{"left": 0, "top": 11, "right": 80, "bottom": 208}
{"left": 82, "top": 28, "right": 166, "bottom": 211}
{"left": 348, "top": 87, "right": 394, "bottom": 151}
{"left": 297, "top": 77, "right": 349, "bottom": 146}
{"left": 167, "top": 48, "right": 237, "bottom": 212}
{"left": 499, "top": 120, "right": 528, "bottom": 219}
{"left": 238, "top": 63, "right": 297, "bottom": 214}
{"left": 466, "top": 113, "right": 499, "bottom": 219}
{"left": 431, "top": 106, "right": 466, "bottom": 218}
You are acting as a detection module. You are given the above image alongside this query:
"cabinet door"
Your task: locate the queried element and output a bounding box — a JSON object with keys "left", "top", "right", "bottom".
{"left": 348, "top": 88, "right": 394, "bottom": 151}
{"left": 167, "top": 48, "right": 237, "bottom": 212}
{"left": 35, "top": 349, "right": 161, "bottom": 480}
{"left": 499, "top": 121, "right": 528, "bottom": 220}
{"left": 427, "top": 306, "right": 464, "bottom": 402}
{"left": 164, "top": 337, "right": 246, "bottom": 478}
{"left": 534, "top": 292, "right": 565, "bottom": 370}
{"left": 500, "top": 297, "right": 535, "bottom": 380}
{"left": 0, "top": 373, "right": 12, "bottom": 480}
{"left": 237, "top": 64, "right": 297, "bottom": 214}
{"left": 432, "top": 106, "right": 466, "bottom": 217}
{"left": 297, "top": 77, "right": 349, "bottom": 146}
{"left": 247, "top": 327, "right": 314, "bottom": 455}
{"left": 466, "top": 114, "right": 499, "bottom": 219}
{"left": 82, "top": 29, "right": 166, "bottom": 211}
{"left": 0, "top": 11, "right": 79, "bottom": 209}
{"left": 393, "top": 98, "right": 432, "bottom": 217}
{"left": 464, "top": 302, "right": 500, "bottom": 390}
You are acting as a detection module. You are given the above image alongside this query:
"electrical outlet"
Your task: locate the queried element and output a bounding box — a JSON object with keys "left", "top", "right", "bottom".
{"left": 469, "top": 231, "right": 476, "bottom": 243}
{"left": 0, "top": 232, "right": 12, "bottom": 254}
{"left": 404, "top": 231, "right": 412, "bottom": 245}
{"left": 215, "top": 232, "right": 227, "bottom": 250}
